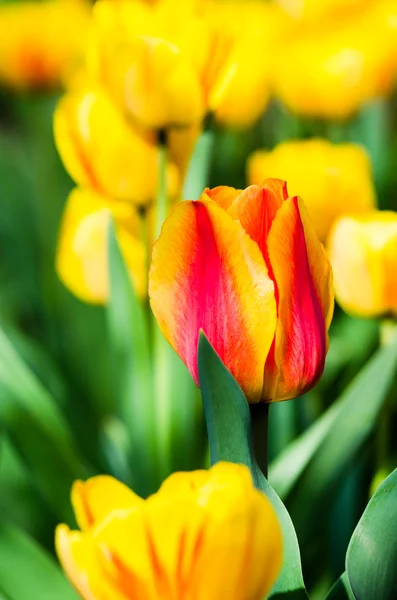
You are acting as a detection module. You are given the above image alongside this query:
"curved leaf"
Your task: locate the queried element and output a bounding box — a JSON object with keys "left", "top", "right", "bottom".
{"left": 346, "top": 469, "right": 397, "bottom": 600}
{"left": 0, "top": 521, "right": 78, "bottom": 600}
{"left": 198, "top": 332, "right": 307, "bottom": 599}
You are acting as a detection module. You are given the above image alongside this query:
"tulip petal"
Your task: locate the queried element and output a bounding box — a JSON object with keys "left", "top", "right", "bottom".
{"left": 227, "top": 179, "right": 288, "bottom": 257}
{"left": 72, "top": 476, "right": 144, "bottom": 531}
{"left": 203, "top": 185, "right": 242, "bottom": 211}
{"left": 149, "top": 198, "right": 276, "bottom": 402}
{"left": 56, "top": 188, "right": 146, "bottom": 304}
{"left": 265, "top": 196, "right": 333, "bottom": 401}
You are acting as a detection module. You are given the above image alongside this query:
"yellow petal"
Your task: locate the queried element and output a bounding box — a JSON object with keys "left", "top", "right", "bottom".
{"left": 99, "top": 35, "right": 205, "bottom": 130}
{"left": 56, "top": 187, "right": 147, "bottom": 304}
{"left": 54, "top": 88, "right": 174, "bottom": 205}
{"left": 72, "top": 476, "right": 143, "bottom": 531}
{"left": 328, "top": 211, "right": 397, "bottom": 317}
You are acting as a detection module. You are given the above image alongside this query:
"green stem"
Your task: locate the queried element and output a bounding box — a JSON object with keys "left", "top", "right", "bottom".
{"left": 182, "top": 130, "right": 214, "bottom": 200}
{"left": 250, "top": 402, "right": 270, "bottom": 478}
{"left": 155, "top": 136, "right": 168, "bottom": 240}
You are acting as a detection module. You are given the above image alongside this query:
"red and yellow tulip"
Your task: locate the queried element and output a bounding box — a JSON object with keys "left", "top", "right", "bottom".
{"left": 56, "top": 462, "right": 282, "bottom": 600}
{"left": 328, "top": 212, "right": 397, "bottom": 317}
{"left": 149, "top": 179, "right": 334, "bottom": 403}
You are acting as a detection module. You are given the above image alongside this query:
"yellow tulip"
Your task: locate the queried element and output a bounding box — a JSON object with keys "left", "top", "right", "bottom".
{"left": 0, "top": 0, "right": 90, "bottom": 90}
{"left": 56, "top": 187, "right": 146, "bottom": 304}
{"left": 328, "top": 212, "right": 397, "bottom": 318}
{"left": 54, "top": 88, "right": 179, "bottom": 205}
{"left": 273, "top": 0, "right": 397, "bottom": 119}
{"left": 56, "top": 462, "right": 282, "bottom": 600}
{"left": 248, "top": 139, "right": 376, "bottom": 242}
{"left": 87, "top": 0, "right": 278, "bottom": 129}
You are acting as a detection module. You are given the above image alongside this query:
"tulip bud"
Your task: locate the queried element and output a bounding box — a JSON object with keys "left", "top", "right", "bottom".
{"left": 56, "top": 187, "right": 146, "bottom": 304}
{"left": 328, "top": 212, "right": 397, "bottom": 318}
{"left": 56, "top": 463, "right": 282, "bottom": 600}
{"left": 248, "top": 139, "right": 376, "bottom": 242}
{"left": 149, "top": 179, "right": 334, "bottom": 402}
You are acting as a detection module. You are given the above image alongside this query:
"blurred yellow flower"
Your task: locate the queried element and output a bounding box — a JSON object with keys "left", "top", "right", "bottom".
{"left": 0, "top": 0, "right": 91, "bottom": 90}
{"left": 248, "top": 139, "right": 376, "bottom": 242}
{"left": 273, "top": 1, "right": 397, "bottom": 119}
{"left": 56, "top": 187, "right": 146, "bottom": 304}
{"left": 87, "top": 0, "right": 279, "bottom": 129}
{"left": 56, "top": 462, "right": 282, "bottom": 600}
{"left": 275, "top": 0, "right": 373, "bottom": 22}
{"left": 54, "top": 88, "right": 179, "bottom": 205}
{"left": 328, "top": 212, "right": 397, "bottom": 317}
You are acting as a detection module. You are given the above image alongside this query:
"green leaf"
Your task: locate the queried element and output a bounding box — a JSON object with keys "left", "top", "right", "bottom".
{"left": 0, "top": 521, "right": 78, "bottom": 600}
{"left": 198, "top": 333, "right": 307, "bottom": 599}
{"left": 0, "top": 328, "right": 86, "bottom": 521}
{"left": 107, "top": 221, "right": 155, "bottom": 495}
{"left": 346, "top": 469, "right": 397, "bottom": 600}
{"left": 325, "top": 573, "right": 355, "bottom": 600}
{"left": 269, "top": 338, "right": 397, "bottom": 522}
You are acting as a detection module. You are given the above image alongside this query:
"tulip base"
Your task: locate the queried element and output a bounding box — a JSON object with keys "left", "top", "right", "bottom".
{"left": 249, "top": 402, "right": 270, "bottom": 479}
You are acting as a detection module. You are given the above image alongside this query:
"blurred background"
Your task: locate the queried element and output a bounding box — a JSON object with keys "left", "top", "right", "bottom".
{"left": 1, "top": 0, "right": 397, "bottom": 598}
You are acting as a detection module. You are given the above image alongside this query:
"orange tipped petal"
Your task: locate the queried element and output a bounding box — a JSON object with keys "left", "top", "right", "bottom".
{"left": 264, "top": 196, "right": 334, "bottom": 401}
{"left": 149, "top": 198, "right": 277, "bottom": 402}
{"left": 203, "top": 186, "right": 242, "bottom": 211}
{"left": 227, "top": 179, "right": 287, "bottom": 256}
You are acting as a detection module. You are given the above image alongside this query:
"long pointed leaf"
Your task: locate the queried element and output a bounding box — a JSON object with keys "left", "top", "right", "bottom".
{"left": 198, "top": 333, "right": 307, "bottom": 599}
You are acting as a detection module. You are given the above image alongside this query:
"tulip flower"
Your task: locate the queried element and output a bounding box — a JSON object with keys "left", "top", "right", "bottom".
{"left": 54, "top": 88, "right": 179, "bottom": 206}
{"left": 56, "top": 462, "right": 282, "bottom": 600}
{"left": 328, "top": 212, "right": 397, "bottom": 318}
{"left": 248, "top": 139, "right": 376, "bottom": 242}
{"left": 57, "top": 187, "right": 146, "bottom": 304}
{"left": 149, "top": 179, "right": 334, "bottom": 402}
{"left": 273, "top": 0, "right": 397, "bottom": 119}
{"left": 89, "top": 0, "right": 278, "bottom": 130}
{"left": 0, "top": 0, "right": 90, "bottom": 90}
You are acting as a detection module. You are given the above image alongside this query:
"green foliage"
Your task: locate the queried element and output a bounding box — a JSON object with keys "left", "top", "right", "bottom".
{"left": 269, "top": 336, "right": 397, "bottom": 546}
{"left": 346, "top": 469, "right": 397, "bottom": 600}
{"left": 0, "top": 522, "right": 78, "bottom": 600}
{"left": 198, "top": 332, "right": 307, "bottom": 599}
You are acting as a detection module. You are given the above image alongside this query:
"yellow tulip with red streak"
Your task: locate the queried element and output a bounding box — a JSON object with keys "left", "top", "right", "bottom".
{"left": 248, "top": 139, "right": 377, "bottom": 242}
{"left": 328, "top": 212, "right": 397, "bottom": 318}
{"left": 149, "top": 179, "right": 334, "bottom": 403}
{"left": 57, "top": 187, "right": 146, "bottom": 304}
{"left": 56, "top": 462, "right": 282, "bottom": 600}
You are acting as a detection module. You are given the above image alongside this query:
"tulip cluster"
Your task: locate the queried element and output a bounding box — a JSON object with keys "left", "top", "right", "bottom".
{"left": 53, "top": 0, "right": 286, "bottom": 304}
{"left": 57, "top": 463, "right": 282, "bottom": 600}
